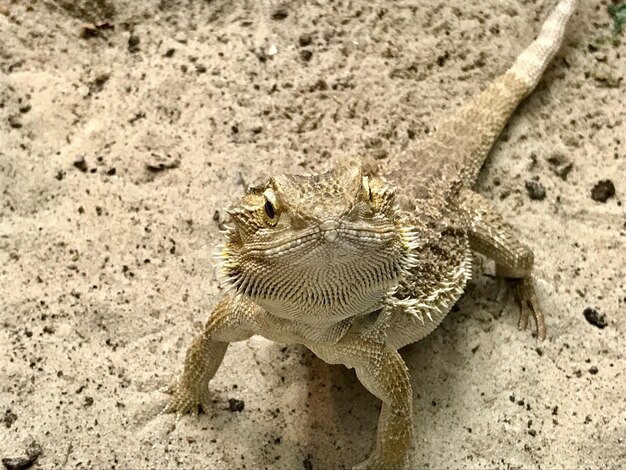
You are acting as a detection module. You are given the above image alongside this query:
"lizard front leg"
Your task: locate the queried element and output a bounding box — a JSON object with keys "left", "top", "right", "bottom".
{"left": 163, "top": 295, "right": 253, "bottom": 416}
{"left": 459, "top": 188, "right": 545, "bottom": 339}
{"left": 311, "top": 338, "right": 413, "bottom": 470}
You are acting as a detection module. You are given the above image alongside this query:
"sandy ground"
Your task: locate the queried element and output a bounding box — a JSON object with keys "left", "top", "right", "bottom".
{"left": 1, "top": 0, "right": 625, "bottom": 468}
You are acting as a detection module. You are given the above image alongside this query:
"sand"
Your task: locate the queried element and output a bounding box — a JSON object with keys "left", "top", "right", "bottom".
{"left": 1, "top": 0, "right": 625, "bottom": 468}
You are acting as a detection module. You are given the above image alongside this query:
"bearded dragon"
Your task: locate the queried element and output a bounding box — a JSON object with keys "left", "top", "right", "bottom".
{"left": 162, "top": 1, "right": 578, "bottom": 468}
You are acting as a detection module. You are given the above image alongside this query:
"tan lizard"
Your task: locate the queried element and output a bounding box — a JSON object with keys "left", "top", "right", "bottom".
{"left": 163, "top": 1, "right": 578, "bottom": 468}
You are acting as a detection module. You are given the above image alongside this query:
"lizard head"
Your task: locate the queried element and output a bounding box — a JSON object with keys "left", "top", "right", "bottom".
{"left": 217, "top": 163, "right": 417, "bottom": 326}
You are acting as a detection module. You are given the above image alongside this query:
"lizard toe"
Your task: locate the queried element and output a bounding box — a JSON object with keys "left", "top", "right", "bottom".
{"left": 161, "top": 381, "right": 211, "bottom": 418}
{"left": 512, "top": 276, "right": 546, "bottom": 340}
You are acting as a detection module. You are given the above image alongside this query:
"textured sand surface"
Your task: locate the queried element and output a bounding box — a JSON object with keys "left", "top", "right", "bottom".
{"left": 1, "top": 1, "right": 625, "bottom": 468}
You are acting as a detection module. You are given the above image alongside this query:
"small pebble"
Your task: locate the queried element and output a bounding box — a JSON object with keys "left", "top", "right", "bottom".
{"left": 525, "top": 180, "right": 546, "bottom": 200}
{"left": 73, "top": 155, "right": 88, "bottom": 172}
{"left": 228, "top": 398, "right": 244, "bottom": 412}
{"left": 128, "top": 34, "right": 140, "bottom": 52}
{"left": 3, "top": 409, "right": 17, "bottom": 429}
{"left": 271, "top": 7, "right": 288, "bottom": 20}
{"left": 2, "top": 441, "right": 42, "bottom": 470}
{"left": 298, "top": 33, "right": 312, "bottom": 47}
{"left": 590, "top": 179, "right": 615, "bottom": 202}
{"left": 583, "top": 307, "right": 607, "bottom": 329}
{"left": 8, "top": 115, "right": 22, "bottom": 128}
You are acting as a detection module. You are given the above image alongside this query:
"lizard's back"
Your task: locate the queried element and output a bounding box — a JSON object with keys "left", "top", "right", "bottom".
{"left": 378, "top": 0, "right": 578, "bottom": 348}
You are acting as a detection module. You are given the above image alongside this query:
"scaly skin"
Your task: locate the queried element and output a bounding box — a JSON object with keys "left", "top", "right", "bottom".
{"left": 163, "top": 1, "right": 578, "bottom": 468}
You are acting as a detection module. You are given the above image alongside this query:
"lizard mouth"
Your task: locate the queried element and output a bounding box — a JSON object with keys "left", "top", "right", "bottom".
{"left": 217, "top": 218, "right": 417, "bottom": 325}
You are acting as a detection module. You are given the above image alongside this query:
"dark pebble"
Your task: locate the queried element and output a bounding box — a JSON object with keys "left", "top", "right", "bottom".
{"left": 228, "top": 398, "right": 244, "bottom": 412}
{"left": 271, "top": 8, "right": 288, "bottom": 20}
{"left": 2, "top": 441, "right": 42, "bottom": 470}
{"left": 300, "top": 50, "right": 313, "bottom": 62}
{"left": 554, "top": 162, "right": 573, "bottom": 180}
{"left": 93, "top": 73, "right": 109, "bottom": 88}
{"left": 255, "top": 49, "right": 268, "bottom": 63}
{"left": 588, "top": 366, "right": 599, "bottom": 375}
{"left": 311, "top": 79, "right": 328, "bottom": 92}
{"left": 546, "top": 153, "right": 573, "bottom": 181}
{"left": 525, "top": 180, "right": 546, "bottom": 200}
{"left": 80, "top": 24, "right": 100, "bottom": 39}
{"left": 164, "top": 48, "right": 175, "bottom": 58}
{"left": 73, "top": 155, "right": 88, "bottom": 172}
{"left": 145, "top": 157, "right": 181, "bottom": 173}
{"left": 298, "top": 33, "right": 312, "bottom": 47}
{"left": 105, "top": 167, "right": 116, "bottom": 176}
{"left": 8, "top": 115, "right": 22, "bottom": 128}
{"left": 303, "top": 455, "right": 313, "bottom": 470}
{"left": 128, "top": 111, "right": 146, "bottom": 124}
{"left": 591, "top": 179, "right": 615, "bottom": 202}
{"left": 3, "top": 409, "right": 17, "bottom": 429}
{"left": 583, "top": 307, "right": 607, "bottom": 329}
{"left": 84, "top": 396, "right": 94, "bottom": 407}
{"left": 128, "top": 35, "right": 140, "bottom": 52}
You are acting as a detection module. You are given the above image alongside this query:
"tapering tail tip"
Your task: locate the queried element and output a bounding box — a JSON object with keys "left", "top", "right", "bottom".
{"left": 509, "top": 0, "right": 578, "bottom": 90}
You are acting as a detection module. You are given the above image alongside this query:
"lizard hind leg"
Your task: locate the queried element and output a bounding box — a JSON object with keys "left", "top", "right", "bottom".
{"left": 459, "top": 188, "right": 546, "bottom": 340}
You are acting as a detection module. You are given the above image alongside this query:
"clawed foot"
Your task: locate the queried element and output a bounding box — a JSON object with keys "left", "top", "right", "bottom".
{"left": 161, "top": 379, "right": 212, "bottom": 417}
{"left": 510, "top": 276, "right": 546, "bottom": 340}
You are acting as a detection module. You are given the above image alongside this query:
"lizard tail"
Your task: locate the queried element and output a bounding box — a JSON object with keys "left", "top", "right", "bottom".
{"left": 508, "top": 0, "right": 578, "bottom": 91}
{"left": 401, "top": 0, "right": 577, "bottom": 189}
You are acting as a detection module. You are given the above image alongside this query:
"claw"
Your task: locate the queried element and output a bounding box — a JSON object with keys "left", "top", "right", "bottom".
{"left": 160, "top": 379, "right": 210, "bottom": 418}
{"left": 511, "top": 276, "right": 546, "bottom": 340}
{"left": 161, "top": 381, "right": 178, "bottom": 395}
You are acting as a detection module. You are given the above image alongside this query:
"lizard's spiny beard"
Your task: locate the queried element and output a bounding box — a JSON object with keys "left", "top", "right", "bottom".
{"left": 217, "top": 220, "right": 417, "bottom": 327}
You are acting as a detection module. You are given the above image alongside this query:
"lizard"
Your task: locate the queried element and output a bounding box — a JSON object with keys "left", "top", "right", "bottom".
{"left": 162, "top": 1, "right": 578, "bottom": 468}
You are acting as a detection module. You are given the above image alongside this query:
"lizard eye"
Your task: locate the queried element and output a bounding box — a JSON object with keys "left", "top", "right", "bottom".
{"left": 264, "top": 198, "right": 275, "bottom": 219}
{"left": 263, "top": 189, "right": 280, "bottom": 226}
